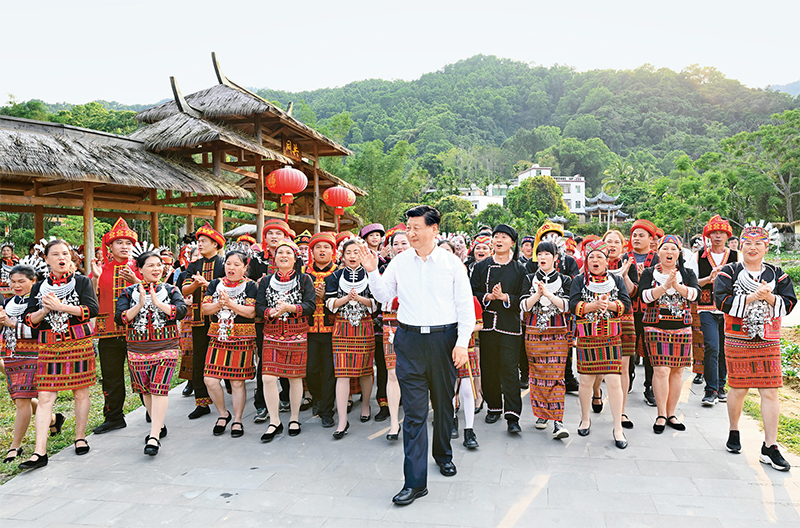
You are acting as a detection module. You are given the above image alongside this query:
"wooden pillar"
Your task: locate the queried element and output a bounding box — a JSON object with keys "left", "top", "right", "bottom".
{"left": 213, "top": 144, "right": 222, "bottom": 178}
{"left": 214, "top": 199, "right": 224, "bottom": 254}
{"left": 186, "top": 214, "right": 195, "bottom": 236}
{"left": 32, "top": 182, "right": 44, "bottom": 241}
{"left": 313, "top": 143, "right": 321, "bottom": 234}
{"left": 83, "top": 183, "right": 95, "bottom": 270}
{"left": 149, "top": 189, "right": 159, "bottom": 245}
{"left": 255, "top": 159, "right": 264, "bottom": 244}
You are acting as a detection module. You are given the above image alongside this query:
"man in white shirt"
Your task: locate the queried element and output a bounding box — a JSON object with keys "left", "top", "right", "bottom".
{"left": 359, "top": 205, "right": 475, "bottom": 506}
{"left": 685, "top": 215, "right": 738, "bottom": 406}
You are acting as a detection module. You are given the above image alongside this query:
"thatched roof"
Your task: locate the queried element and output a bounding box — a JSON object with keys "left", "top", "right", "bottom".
{"left": 135, "top": 83, "right": 351, "bottom": 157}
{"left": 129, "top": 112, "right": 292, "bottom": 164}
{"left": 0, "top": 115, "right": 249, "bottom": 198}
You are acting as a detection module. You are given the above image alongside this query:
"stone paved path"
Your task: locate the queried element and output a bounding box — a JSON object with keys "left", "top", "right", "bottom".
{"left": 1, "top": 364, "right": 799, "bottom": 528}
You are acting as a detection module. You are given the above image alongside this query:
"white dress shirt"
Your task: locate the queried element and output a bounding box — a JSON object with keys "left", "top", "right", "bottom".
{"left": 368, "top": 245, "right": 476, "bottom": 349}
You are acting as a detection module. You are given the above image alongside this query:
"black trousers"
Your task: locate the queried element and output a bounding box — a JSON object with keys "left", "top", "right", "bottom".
{"left": 191, "top": 322, "right": 211, "bottom": 406}
{"left": 98, "top": 336, "right": 128, "bottom": 422}
{"left": 374, "top": 334, "right": 388, "bottom": 404}
{"left": 480, "top": 331, "right": 523, "bottom": 422}
{"left": 306, "top": 332, "right": 336, "bottom": 419}
{"left": 518, "top": 338, "right": 529, "bottom": 383}
{"left": 633, "top": 312, "right": 654, "bottom": 389}
{"left": 395, "top": 326, "right": 457, "bottom": 489}
{"left": 253, "top": 323, "right": 266, "bottom": 410}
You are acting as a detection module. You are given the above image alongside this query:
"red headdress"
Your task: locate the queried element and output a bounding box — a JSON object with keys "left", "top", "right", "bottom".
{"left": 102, "top": 217, "right": 138, "bottom": 263}
{"left": 195, "top": 222, "right": 225, "bottom": 249}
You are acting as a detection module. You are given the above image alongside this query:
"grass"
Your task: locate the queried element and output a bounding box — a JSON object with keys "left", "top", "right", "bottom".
{"left": 0, "top": 341, "right": 183, "bottom": 484}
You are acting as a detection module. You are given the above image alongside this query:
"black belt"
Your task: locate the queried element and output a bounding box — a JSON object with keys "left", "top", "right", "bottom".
{"left": 398, "top": 322, "right": 457, "bottom": 334}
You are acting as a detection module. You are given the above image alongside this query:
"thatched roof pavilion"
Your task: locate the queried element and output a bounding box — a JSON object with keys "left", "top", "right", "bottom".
{"left": 0, "top": 114, "right": 249, "bottom": 263}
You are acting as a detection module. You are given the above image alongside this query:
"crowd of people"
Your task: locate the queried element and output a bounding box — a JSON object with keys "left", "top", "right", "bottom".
{"left": 0, "top": 207, "right": 795, "bottom": 503}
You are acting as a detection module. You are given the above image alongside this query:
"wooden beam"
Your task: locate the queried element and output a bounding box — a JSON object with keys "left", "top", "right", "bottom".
{"left": 34, "top": 181, "right": 86, "bottom": 196}
{"left": 221, "top": 202, "right": 259, "bottom": 215}
{"left": 92, "top": 200, "right": 214, "bottom": 217}
{"left": 157, "top": 194, "right": 219, "bottom": 205}
{"left": 83, "top": 183, "right": 94, "bottom": 271}
{"left": 220, "top": 163, "right": 259, "bottom": 179}
{"left": 149, "top": 189, "right": 159, "bottom": 245}
{"left": 0, "top": 182, "right": 30, "bottom": 192}
{"left": 223, "top": 216, "right": 256, "bottom": 225}
{"left": 1, "top": 204, "right": 149, "bottom": 220}
{"left": 213, "top": 144, "right": 222, "bottom": 178}
{"left": 0, "top": 194, "right": 85, "bottom": 208}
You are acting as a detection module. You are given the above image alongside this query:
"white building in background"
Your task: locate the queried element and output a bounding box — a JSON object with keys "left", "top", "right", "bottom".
{"left": 457, "top": 165, "right": 587, "bottom": 215}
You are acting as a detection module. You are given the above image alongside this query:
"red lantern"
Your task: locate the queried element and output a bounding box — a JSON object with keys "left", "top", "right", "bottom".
{"left": 323, "top": 186, "right": 356, "bottom": 232}
{"left": 266, "top": 166, "right": 308, "bottom": 221}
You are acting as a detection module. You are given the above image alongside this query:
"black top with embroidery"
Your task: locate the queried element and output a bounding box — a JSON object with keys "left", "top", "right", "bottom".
{"left": 470, "top": 256, "right": 527, "bottom": 335}
{"left": 204, "top": 279, "right": 258, "bottom": 325}
{"left": 23, "top": 273, "right": 99, "bottom": 344}
{"left": 183, "top": 255, "right": 224, "bottom": 324}
{"left": 115, "top": 282, "right": 187, "bottom": 342}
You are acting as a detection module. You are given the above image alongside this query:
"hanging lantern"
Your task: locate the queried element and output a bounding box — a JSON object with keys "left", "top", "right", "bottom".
{"left": 266, "top": 166, "right": 308, "bottom": 221}
{"left": 323, "top": 186, "right": 356, "bottom": 232}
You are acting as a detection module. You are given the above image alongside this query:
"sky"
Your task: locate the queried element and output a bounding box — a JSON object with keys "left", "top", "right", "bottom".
{"left": 2, "top": 0, "right": 798, "bottom": 106}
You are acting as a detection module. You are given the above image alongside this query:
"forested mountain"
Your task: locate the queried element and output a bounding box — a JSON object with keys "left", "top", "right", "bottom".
{"left": 771, "top": 80, "right": 800, "bottom": 97}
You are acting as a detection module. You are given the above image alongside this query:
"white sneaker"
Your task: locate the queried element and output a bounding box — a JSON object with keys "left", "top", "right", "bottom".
{"left": 553, "top": 421, "right": 570, "bottom": 439}
{"left": 535, "top": 418, "right": 548, "bottom": 430}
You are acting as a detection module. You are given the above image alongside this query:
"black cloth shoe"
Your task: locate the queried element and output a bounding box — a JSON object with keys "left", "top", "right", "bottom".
{"left": 643, "top": 387, "right": 656, "bottom": 407}
{"left": 143, "top": 426, "right": 168, "bottom": 442}
{"left": 592, "top": 389, "right": 603, "bottom": 413}
{"left": 19, "top": 453, "right": 48, "bottom": 470}
{"left": 451, "top": 416, "right": 459, "bottom": 439}
{"left": 438, "top": 460, "right": 457, "bottom": 477}
{"left": 760, "top": 443, "right": 791, "bottom": 471}
{"left": 74, "top": 439, "right": 90, "bottom": 455}
{"left": 49, "top": 413, "right": 65, "bottom": 437}
{"left": 463, "top": 428, "right": 479, "bottom": 449}
{"left": 320, "top": 415, "right": 335, "bottom": 428}
{"left": 145, "top": 411, "right": 151, "bottom": 423}
{"left": 260, "top": 423, "right": 284, "bottom": 443}
{"left": 143, "top": 436, "right": 160, "bottom": 456}
{"left": 621, "top": 414, "right": 634, "bottom": 429}
{"left": 507, "top": 421, "right": 522, "bottom": 434}
{"left": 93, "top": 418, "right": 126, "bottom": 435}
{"left": 692, "top": 373, "right": 703, "bottom": 385}
{"left": 3, "top": 447, "right": 23, "bottom": 464}
{"left": 392, "top": 486, "right": 428, "bottom": 505}
{"left": 565, "top": 378, "right": 579, "bottom": 393}
{"left": 230, "top": 422, "right": 244, "bottom": 438}
{"left": 485, "top": 412, "right": 501, "bottom": 424}
{"left": 726, "top": 430, "right": 741, "bottom": 453}
{"left": 188, "top": 405, "right": 211, "bottom": 419}
{"left": 332, "top": 422, "right": 350, "bottom": 440}
{"left": 182, "top": 380, "right": 194, "bottom": 396}
{"left": 653, "top": 416, "right": 667, "bottom": 434}
{"left": 300, "top": 397, "right": 313, "bottom": 412}
{"left": 375, "top": 406, "right": 391, "bottom": 422}
{"left": 666, "top": 416, "right": 686, "bottom": 431}
{"left": 213, "top": 411, "right": 232, "bottom": 436}
{"left": 288, "top": 421, "right": 302, "bottom": 437}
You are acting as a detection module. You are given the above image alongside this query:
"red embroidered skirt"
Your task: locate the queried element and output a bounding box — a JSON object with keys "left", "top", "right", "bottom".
{"left": 726, "top": 336, "right": 782, "bottom": 389}
{"left": 128, "top": 348, "right": 180, "bottom": 396}
{"left": 645, "top": 326, "right": 692, "bottom": 368}
{"left": 262, "top": 319, "right": 309, "bottom": 379}
{"left": 333, "top": 316, "right": 374, "bottom": 378}
{"left": 4, "top": 338, "right": 39, "bottom": 399}
{"left": 37, "top": 336, "right": 96, "bottom": 391}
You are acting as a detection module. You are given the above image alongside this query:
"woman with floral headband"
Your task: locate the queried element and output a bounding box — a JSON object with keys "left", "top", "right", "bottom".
{"left": 201, "top": 250, "right": 257, "bottom": 438}
{"left": 639, "top": 235, "right": 700, "bottom": 434}
{"left": 569, "top": 238, "right": 631, "bottom": 449}
{"left": 255, "top": 239, "right": 316, "bottom": 441}
{"left": 715, "top": 221, "right": 796, "bottom": 471}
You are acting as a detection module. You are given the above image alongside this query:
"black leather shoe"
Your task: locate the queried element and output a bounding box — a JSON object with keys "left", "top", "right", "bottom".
{"left": 93, "top": 418, "right": 127, "bottom": 435}
{"left": 386, "top": 425, "right": 400, "bottom": 441}
{"left": 260, "top": 423, "right": 284, "bottom": 443}
{"left": 182, "top": 381, "right": 194, "bottom": 396}
{"left": 320, "top": 415, "right": 335, "bottom": 428}
{"left": 19, "top": 453, "right": 48, "bottom": 470}
{"left": 188, "top": 405, "right": 210, "bottom": 419}
{"left": 143, "top": 436, "right": 160, "bottom": 456}
{"left": 451, "top": 416, "right": 459, "bottom": 439}
{"left": 375, "top": 406, "right": 391, "bottom": 422}
{"left": 300, "top": 397, "right": 313, "bottom": 412}
{"left": 614, "top": 431, "right": 628, "bottom": 449}
{"left": 213, "top": 411, "right": 232, "bottom": 436}
{"left": 392, "top": 486, "right": 428, "bottom": 505}
{"left": 485, "top": 412, "right": 501, "bottom": 424}
{"left": 692, "top": 373, "right": 703, "bottom": 385}
{"left": 332, "top": 422, "right": 350, "bottom": 439}
{"left": 577, "top": 420, "right": 591, "bottom": 436}
{"left": 463, "top": 428, "right": 479, "bottom": 449}
{"left": 438, "top": 460, "right": 457, "bottom": 477}
{"left": 507, "top": 421, "right": 522, "bottom": 434}
{"left": 360, "top": 406, "right": 371, "bottom": 423}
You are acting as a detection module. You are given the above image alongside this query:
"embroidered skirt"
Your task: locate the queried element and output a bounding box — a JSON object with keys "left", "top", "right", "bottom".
{"left": 726, "top": 336, "right": 782, "bottom": 389}
{"left": 4, "top": 338, "right": 38, "bottom": 399}
{"left": 576, "top": 335, "right": 622, "bottom": 375}
{"left": 525, "top": 327, "right": 569, "bottom": 421}
{"left": 620, "top": 313, "right": 636, "bottom": 357}
{"left": 333, "top": 316, "right": 375, "bottom": 378}
{"left": 37, "top": 336, "right": 96, "bottom": 391}
{"left": 128, "top": 348, "right": 179, "bottom": 396}
{"left": 457, "top": 332, "right": 481, "bottom": 379}
{"left": 382, "top": 312, "right": 399, "bottom": 370}
{"left": 204, "top": 337, "right": 256, "bottom": 381}
{"left": 645, "top": 326, "right": 692, "bottom": 368}
{"left": 178, "top": 309, "right": 194, "bottom": 380}
{"left": 691, "top": 304, "right": 705, "bottom": 374}
{"left": 262, "top": 331, "right": 308, "bottom": 379}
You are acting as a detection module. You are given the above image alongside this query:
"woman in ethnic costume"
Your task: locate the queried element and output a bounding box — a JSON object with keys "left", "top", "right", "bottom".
{"left": 202, "top": 250, "right": 257, "bottom": 438}
{"left": 639, "top": 235, "right": 700, "bottom": 434}
{"left": 520, "top": 241, "right": 573, "bottom": 440}
{"left": 464, "top": 234, "right": 491, "bottom": 413}
{"left": 0, "top": 263, "right": 64, "bottom": 464}
{"left": 325, "top": 238, "right": 377, "bottom": 439}
{"left": 569, "top": 238, "right": 631, "bottom": 449}
{"left": 177, "top": 244, "right": 198, "bottom": 397}
{"left": 115, "top": 252, "right": 187, "bottom": 455}
{"left": 256, "top": 239, "right": 316, "bottom": 442}
{"left": 20, "top": 240, "right": 99, "bottom": 469}
{"left": 379, "top": 230, "right": 411, "bottom": 441}
{"left": 602, "top": 229, "right": 636, "bottom": 428}
{"left": 715, "top": 221, "right": 796, "bottom": 471}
